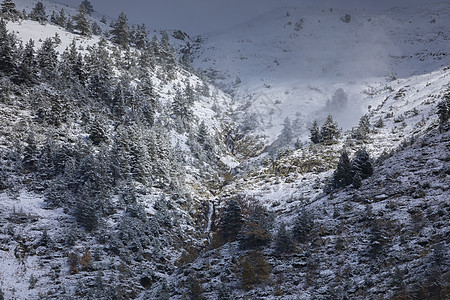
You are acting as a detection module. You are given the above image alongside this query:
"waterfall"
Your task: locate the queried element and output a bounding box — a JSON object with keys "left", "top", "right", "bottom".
{"left": 206, "top": 201, "right": 214, "bottom": 232}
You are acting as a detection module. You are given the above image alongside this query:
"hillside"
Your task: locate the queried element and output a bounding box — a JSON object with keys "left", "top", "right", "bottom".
{"left": 189, "top": 2, "right": 450, "bottom": 143}
{"left": 0, "top": 0, "right": 449, "bottom": 299}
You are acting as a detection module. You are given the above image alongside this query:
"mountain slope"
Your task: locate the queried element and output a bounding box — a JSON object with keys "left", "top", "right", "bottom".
{"left": 0, "top": 1, "right": 449, "bottom": 299}
{"left": 190, "top": 2, "right": 450, "bottom": 143}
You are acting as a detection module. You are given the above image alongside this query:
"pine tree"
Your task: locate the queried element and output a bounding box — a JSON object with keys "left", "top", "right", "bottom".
{"left": 275, "top": 223, "right": 293, "bottom": 255}
{"left": 320, "top": 115, "right": 340, "bottom": 144}
{"left": 327, "top": 88, "right": 348, "bottom": 110}
{"left": 29, "top": 1, "right": 47, "bottom": 23}
{"left": 353, "top": 114, "right": 371, "bottom": 140}
{"left": 110, "top": 12, "right": 130, "bottom": 48}
{"left": 351, "top": 148, "right": 373, "bottom": 180}
{"left": 59, "top": 39, "right": 85, "bottom": 84}
{"left": 37, "top": 37, "right": 57, "bottom": 79}
{"left": 171, "top": 90, "right": 193, "bottom": 132}
{"left": 137, "top": 76, "right": 157, "bottom": 126}
{"left": 331, "top": 149, "right": 353, "bottom": 189}
{"left": 220, "top": 199, "right": 243, "bottom": 242}
{"left": 91, "top": 22, "right": 102, "bottom": 35}
{"left": 352, "top": 171, "right": 362, "bottom": 189}
{"left": 133, "top": 23, "right": 149, "bottom": 49}
{"left": 437, "top": 94, "right": 449, "bottom": 130}
{"left": 1, "top": 0, "right": 18, "bottom": 19}
{"left": 279, "top": 117, "right": 293, "bottom": 146}
{"left": 22, "top": 132, "right": 38, "bottom": 172}
{"left": 80, "top": 0, "right": 94, "bottom": 15}
{"left": 374, "top": 116, "right": 384, "bottom": 128}
{"left": 293, "top": 208, "right": 313, "bottom": 243}
{"left": 73, "top": 5, "right": 91, "bottom": 36}
{"left": 239, "top": 204, "right": 272, "bottom": 249}
{"left": 196, "top": 121, "right": 207, "bottom": 142}
{"left": 85, "top": 40, "right": 114, "bottom": 102}
{"left": 0, "top": 19, "right": 18, "bottom": 75}
{"left": 309, "top": 120, "right": 321, "bottom": 144}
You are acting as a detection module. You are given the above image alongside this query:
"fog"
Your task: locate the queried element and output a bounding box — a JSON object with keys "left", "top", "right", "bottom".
{"left": 55, "top": 0, "right": 431, "bottom": 34}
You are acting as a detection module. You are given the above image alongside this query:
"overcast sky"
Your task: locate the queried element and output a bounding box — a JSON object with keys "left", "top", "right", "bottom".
{"left": 55, "top": 0, "right": 431, "bottom": 35}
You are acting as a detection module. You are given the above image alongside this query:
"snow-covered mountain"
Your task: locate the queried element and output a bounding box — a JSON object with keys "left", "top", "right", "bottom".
{"left": 0, "top": 0, "right": 448, "bottom": 299}
{"left": 190, "top": 2, "right": 449, "bottom": 143}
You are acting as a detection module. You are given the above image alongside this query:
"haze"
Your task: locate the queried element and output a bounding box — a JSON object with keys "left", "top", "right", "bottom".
{"left": 55, "top": 0, "right": 431, "bottom": 34}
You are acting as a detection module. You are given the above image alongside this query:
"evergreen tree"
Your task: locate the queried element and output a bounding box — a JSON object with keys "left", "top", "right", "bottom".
{"left": 134, "top": 23, "right": 149, "bottom": 49}
{"left": 1, "top": 0, "right": 18, "bottom": 20}
{"left": 91, "top": 22, "right": 102, "bottom": 35}
{"left": 331, "top": 149, "right": 353, "bottom": 189}
{"left": 73, "top": 5, "right": 91, "bottom": 36}
{"left": 327, "top": 88, "right": 348, "bottom": 110}
{"left": 351, "top": 148, "right": 373, "bottom": 180}
{"left": 137, "top": 76, "right": 157, "bottom": 126}
{"left": 437, "top": 95, "right": 449, "bottom": 130}
{"left": 37, "top": 37, "right": 58, "bottom": 79}
{"left": 353, "top": 114, "right": 371, "bottom": 140}
{"left": 0, "top": 18, "right": 18, "bottom": 75}
{"left": 279, "top": 117, "right": 293, "bottom": 145}
{"left": 85, "top": 40, "right": 114, "bottom": 102}
{"left": 80, "top": 0, "right": 94, "bottom": 15}
{"left": 309, "top": 120, "right": 321, "bottom": 144}
{"left": 239, "top": 204, "right": 273, "bottom": 249}
{"left": 110, "top": 12, "right": 130, "bottom": 48}
{"left": 59, "top": 39, "right": 85, "bottom": 84}
{"left": 29, "top": 1, "right": 47, "bottom": 23}
{"left": 374, "top": 116, "right": 384, "bottom": 128}
{"left": 196, "top": 121, "right": 213, "bottom": 152}
{"left": 320, "top": 115, "right": 340, "bottom": 144}
{"left": 275, "top": 222, "right": 293, "bottom": 255}
{"left": 112, "top": 73, "right": 134, "bottom": 118}
{"left": 150, "top": 35, "right": 160, "bottom": 57}
{"left": 220, "top": 199, "right": 243, "bottom": 242}
{"left": 22, "top": 132, "right": 38, "bottom": 172}
{"left": 19, "top": 39, "right": 37, "bottom": 84}
{"left": 352, "top": 171, "right": 362, "bottom": 189}
{"left": 171, "top": 90, "right": 193, "bottom": 132}
{"left": 292, "top": 208, "right": 314, "bottom": 243}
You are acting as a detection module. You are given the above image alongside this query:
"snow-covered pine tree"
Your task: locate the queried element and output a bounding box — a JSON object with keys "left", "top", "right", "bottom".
{"left": 171, "top": 90, "right": 193, "bottom": 132}
{"left": 110, "top": 12, "right": 130, "bottom": 48}
{"left": 80, "top": 0, "right": 94, "bottom": 15}
{"left": 238, "top": 203, "right": 273, "bottom": 249}
{"left": 353, "top": 114, "right": 371, "bottom": 141}
{"left": 326, "top": 88, "right": 348, "bottom": 110}
{"left": 279, "top": 117, "right": 293, "bottom": 146}
{"left": 351, "top": 148, "right": 373, "bottom": 180}
{"left": 0, "top": 19, "right": 18, "bottom": 75}
{"left": 59, "top": 39, "right": 85, "bottom": 84}
{"left": 73, "top": 5, "right": 91, "bottom": 36}
{"left": 136, "top": 76, "right": 157, "bottom": 126}
{"left": 1, "top": 0, "right": 19, "bottom": 20}
{"left": 37, "top": 37, "right": 58, "bottom": 79}
{"left": 374, "top": 116, "right": 384, "bottom": 128}
{"left": 85, "top": 40, "right": 114, "bottom": 102}
{"left": 56, "top": 9, "right": 66, "bottom": 27}
{"left": 320, "top": 114, "right": 340, "bottom": 144}
{"left": 220, "top": 199, "right": 243, "bottom": 242}
{"left": 91, "top": 22, "right": 102, "bottom": 36}
{"left": 29, "top": 1, "right": 47, "bottom": 24}
{"left": 309, "top": 120, "right": 321, "bottom": 144}
{"left": 292, "top": 208, "right": 314, "bottom": 243}
{"left": 331, "top": 149, "right": 353, "bottom": 189}
{"left": 437, "top": 94, "right": 449, "bottom": 130}
{"left": 133, "top": 23, "right": 149, "bottom": 50}
{"left": 275, "top": 222, "right": 293, "bottom": 255}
